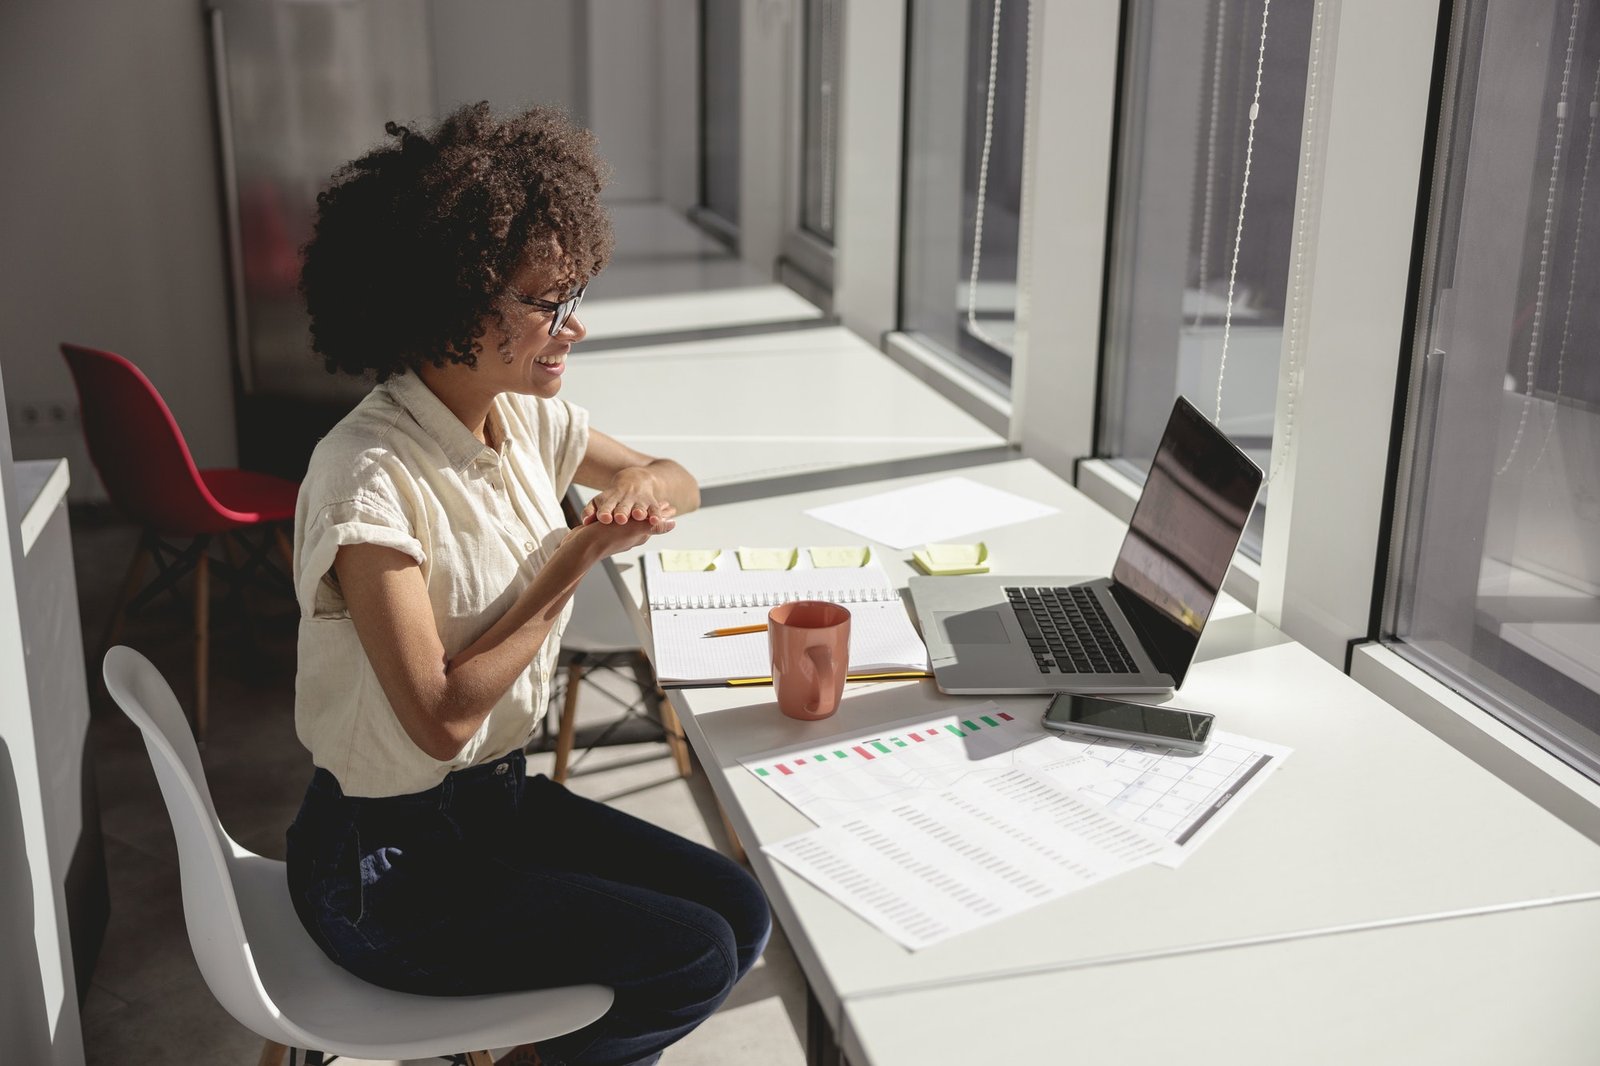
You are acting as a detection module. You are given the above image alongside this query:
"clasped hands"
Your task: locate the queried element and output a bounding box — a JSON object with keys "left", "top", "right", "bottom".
{"left": 576, "top": 467, "right": 677, "bottom": 553}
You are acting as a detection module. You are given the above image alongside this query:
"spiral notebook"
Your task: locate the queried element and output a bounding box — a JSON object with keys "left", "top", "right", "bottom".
{"left": 643, "top": 549, "right": 932, "bottom": 686}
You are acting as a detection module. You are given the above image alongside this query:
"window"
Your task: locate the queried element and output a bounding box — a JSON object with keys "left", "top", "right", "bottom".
{"left": 697, "top": 0, "right": 741, "bottom": 244}
{"left": 1098, "top": 0, "right": 1316, "bottom": 557}
{"left": 800, "top": 0, "right": 841, "bottom": 244}
{"left": 1387, "top": 0, "right": 1600, "bottom": 778}
{"left": 900, "top": 0, "right": 1031, "bottom": 389}
{"left": 781, "top": 0, "right": 842, "bottom": 304}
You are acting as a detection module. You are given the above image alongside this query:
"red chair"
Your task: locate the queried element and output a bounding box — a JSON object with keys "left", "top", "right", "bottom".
{"left": 61, "top": 343, "right": 300, "bottom": 743}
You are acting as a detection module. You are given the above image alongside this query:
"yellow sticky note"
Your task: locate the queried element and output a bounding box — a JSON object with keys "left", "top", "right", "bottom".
{"left": 911, "top": 542, "right": 990, "bottom": 576}
{"left": 927, "top": 543, "right": 983, "bottom": 568}
{"left": 808, "top": 546, "right": 871, "bottom": 568}
{"left": 736, "top": 547, "right": 799, "bottom": 571}
{"left": 660, "top": 549, "right": 721, "bottom": 572}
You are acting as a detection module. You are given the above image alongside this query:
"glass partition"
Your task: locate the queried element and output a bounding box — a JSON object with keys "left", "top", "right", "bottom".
{"left": 1098, "top": 0, "right": 1316, "bottom": 557}
{"left": 699, "top": 0, "right": 741, "bottom": 242}
{"left": 1388, "top": 0, "right": 1600, "bottom": 778}
{"left": 800, "top": 0, "right": 841, "bottom": 244}
{"left": 900, "top": 0, "right": 1031, "bottom": 389}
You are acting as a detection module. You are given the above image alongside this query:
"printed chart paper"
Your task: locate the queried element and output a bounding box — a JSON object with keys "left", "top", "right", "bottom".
{"left": 1015, "top": 729, "right": 1292, "bottom": 867}
{"left": 741, "top": 703, "right": 1048, "bottom": 825}
{"left": 764, "top": 767, "right": 1168, "bottom": 950}
{"left": 803, "top": 477, "right": 1058, "bottom": 550}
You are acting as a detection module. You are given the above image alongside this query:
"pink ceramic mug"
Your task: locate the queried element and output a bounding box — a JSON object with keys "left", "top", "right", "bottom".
{"left": 768, "top": 600, "right": 852, "bottom": 721}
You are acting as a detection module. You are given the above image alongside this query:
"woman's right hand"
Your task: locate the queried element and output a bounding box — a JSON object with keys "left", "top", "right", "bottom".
{"left": 568, "top": 511, "right": 676, "bottom": 561}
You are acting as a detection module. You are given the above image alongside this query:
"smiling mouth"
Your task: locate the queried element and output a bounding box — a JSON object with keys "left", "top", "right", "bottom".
{"left": 533, "top": 344, "right": 571, "bottom": 371}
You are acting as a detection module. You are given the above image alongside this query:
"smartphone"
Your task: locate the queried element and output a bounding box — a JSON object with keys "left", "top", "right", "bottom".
{"left": 1042, "top": 693, "right": 1214, "bottom": 753}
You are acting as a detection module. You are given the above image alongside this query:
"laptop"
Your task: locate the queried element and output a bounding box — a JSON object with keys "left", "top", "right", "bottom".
{"left": 909, "top": 396, "right": 1263, "bottom": 695}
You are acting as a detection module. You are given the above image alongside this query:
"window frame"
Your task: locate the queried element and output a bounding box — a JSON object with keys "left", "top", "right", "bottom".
{"left": 866, "top": 0, "right": 1600, "bottom": 818}
{"left": 1375, "top": 0, "right": 1600, "bottom": 786}
{"left": 778, "top": 0, "right": 839, "bottom": 307}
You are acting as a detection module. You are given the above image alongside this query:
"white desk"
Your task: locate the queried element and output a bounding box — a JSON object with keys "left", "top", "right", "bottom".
{"left": 841, "top": 896, "right": 1600, "bottom": 1064}
{"left": 568, "top": 327, "right": 1005, "bottom": 491}
{"left": 604, "top": 458, "right": 1600, "bottom": 1063}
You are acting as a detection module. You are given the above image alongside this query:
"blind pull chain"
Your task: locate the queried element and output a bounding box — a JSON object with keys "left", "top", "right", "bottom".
{"left": 1497, "top": 0, "right": 1580, "bottom": 476}
{"left": 1215, "top": 0, "right": 1273, "bottom": 427}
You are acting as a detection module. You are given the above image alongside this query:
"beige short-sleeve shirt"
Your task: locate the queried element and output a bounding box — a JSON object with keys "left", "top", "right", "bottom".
{"left": 292, "top": 372, "right": 590, "bottom": 798}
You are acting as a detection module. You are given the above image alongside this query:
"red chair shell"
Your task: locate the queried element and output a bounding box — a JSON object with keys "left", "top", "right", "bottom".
{"left": 60, "top": 344, "right": 299, "bottom": 535}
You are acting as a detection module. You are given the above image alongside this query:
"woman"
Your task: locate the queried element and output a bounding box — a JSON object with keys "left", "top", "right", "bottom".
{"left": 286, "top": 103, "right": 770, "bottom": 1066}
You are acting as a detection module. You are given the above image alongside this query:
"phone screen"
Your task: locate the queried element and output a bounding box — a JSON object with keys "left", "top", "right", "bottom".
{"left": 1043, "top": 694, "right": 1213, "bottom": 746}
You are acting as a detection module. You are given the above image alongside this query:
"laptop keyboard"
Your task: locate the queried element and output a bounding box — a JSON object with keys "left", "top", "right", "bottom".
{"left": 1005, "top": 586, "right": 1138, "bottom": 675}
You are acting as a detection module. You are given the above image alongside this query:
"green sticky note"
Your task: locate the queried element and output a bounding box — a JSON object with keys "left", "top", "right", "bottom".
{"left": 808, "top": 545, "right": 871, "bottom": 568}
{"left": 911, "top": 542, "right": 990, "bottom": 576}
{"left": 736, "top": 547, "right": 798, "bottom": 571}
{"left": 660, "top": 549, "right": 721, "bottom": 572}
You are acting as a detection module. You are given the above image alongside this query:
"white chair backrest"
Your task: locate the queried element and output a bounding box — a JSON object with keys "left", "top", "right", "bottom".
{"left": 102, "top": 646, "right": 282, "bottom": 1039}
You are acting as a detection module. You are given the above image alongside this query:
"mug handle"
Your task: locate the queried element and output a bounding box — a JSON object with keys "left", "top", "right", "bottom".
{"left": 803, "top": 643, "right": 839, "bottom": 716}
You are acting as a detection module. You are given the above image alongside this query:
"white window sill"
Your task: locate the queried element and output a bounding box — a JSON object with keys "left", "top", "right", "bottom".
{"left": 1350, "top": 643, "right": 1600, "bottom": 846}
{"left": 882, "top": 331, "right": 1012, "bottom": 438}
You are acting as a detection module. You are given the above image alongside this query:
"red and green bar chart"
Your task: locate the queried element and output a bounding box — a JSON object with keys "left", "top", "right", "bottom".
{"left": 754, "top": 711, "right": 1020, "bottom": 777}
{"left": 741, "top": 702, "right": 1049, "bottom": 825}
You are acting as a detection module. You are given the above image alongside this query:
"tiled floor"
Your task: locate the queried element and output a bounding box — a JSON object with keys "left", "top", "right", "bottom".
{"left": 72, "top": 509, "right": 808, "bottom": 1065}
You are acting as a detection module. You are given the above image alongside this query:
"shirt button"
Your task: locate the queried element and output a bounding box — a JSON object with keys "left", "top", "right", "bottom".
{"left": 525, "top": 541, "right": 535, "bottom": 552}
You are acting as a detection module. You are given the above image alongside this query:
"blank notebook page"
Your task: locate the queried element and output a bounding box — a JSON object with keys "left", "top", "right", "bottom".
{"left": 643, "top": 550, "right": 930, "bottom": 684}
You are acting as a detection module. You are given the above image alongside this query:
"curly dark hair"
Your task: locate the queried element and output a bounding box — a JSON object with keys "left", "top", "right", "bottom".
{"left": 300, "top": 101, "right": 613, "bottom": 380}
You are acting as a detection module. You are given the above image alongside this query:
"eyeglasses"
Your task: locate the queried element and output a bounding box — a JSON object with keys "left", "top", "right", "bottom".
{"left": 512, "top": 283, "right": 586, "bottom": 336}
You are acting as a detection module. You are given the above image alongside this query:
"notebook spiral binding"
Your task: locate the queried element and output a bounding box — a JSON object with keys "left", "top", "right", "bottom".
{"left": 651, "top": 586, "right": 900, "bottom": 610}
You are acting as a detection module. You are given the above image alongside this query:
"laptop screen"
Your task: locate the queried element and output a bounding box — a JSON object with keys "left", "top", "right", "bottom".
{"left": 1110, "top": 396, "right": 1263, "bottom": 685}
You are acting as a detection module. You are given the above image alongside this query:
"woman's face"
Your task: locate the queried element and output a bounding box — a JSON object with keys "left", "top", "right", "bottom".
{"left": 478, "top": 261, "right": 587, "bottom": 400}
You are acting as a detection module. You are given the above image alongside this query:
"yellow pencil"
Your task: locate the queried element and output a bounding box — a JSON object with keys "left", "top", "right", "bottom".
{"left": 705, "top": 623, "right": 769, "bottom": 638}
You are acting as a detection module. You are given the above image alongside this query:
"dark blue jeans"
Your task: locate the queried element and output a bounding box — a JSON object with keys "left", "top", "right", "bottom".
{"left": 285, "top": 751, "right": 771, "bottom": 1066}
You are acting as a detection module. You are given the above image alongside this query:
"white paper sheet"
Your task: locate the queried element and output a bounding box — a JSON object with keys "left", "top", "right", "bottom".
{"left": 742, "top": 703, "right": 1048, "bottom": 824}
{"left": 1014, "top": 729, "right": 1292, "bottom": 867}
{"left": 803, "top": 477, "right": 1059, "bottom": 550}
{"left": 764, "top": 767, "right": 1168, "bottom": 950}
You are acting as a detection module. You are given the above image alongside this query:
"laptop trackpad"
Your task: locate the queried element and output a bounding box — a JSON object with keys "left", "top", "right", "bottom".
{"left": 938, "top": 610, "right": 1012, "bottom": 644}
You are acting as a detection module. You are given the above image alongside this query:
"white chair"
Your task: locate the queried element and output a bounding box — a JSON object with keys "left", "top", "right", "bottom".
{"left": 103, "top": 645, "right": 614, "bottom": 1066}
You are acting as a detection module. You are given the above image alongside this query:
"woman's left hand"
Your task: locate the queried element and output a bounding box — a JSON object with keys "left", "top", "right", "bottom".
{"left": 581, "top": 467, "right": 678, "bottom": 529}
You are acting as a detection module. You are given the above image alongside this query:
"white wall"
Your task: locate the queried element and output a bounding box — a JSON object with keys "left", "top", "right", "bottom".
{"left": 428, "top": 0, "right": 585, "bottom": 121}
{"left": 0, "top": 0, "right": 690, "bottom": 506}
{"left": 428, "top": 0, "right": 683, "bottom": 204}
{"left": 0, "top": 372, "right": 85, "bottom": 1065}
{"left": 737, "top": 0, "right": 792, "bottom": 274}
{"left": 655, "top": 0, "right": 701, "bottom": 213}
{"left": 586, "top": 0, "right": 663, "bottom": 202}
{"left": 0, "top": 0, "right": 237, "bottom": 501}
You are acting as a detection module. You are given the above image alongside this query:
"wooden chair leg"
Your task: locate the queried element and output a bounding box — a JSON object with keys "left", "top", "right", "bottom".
{"left": 657, "top": 689, "right": 693, "bottom": 779}
{"left": 194, "top": 549, "right": 210, "bottom": 744}
{"left": 465, "top": 1049, "right": 495, "bottom": 1066}
{"left": 219, "top": 530, "right": 242, "bottom": 570}
{"left": 255, "top": 1039, "right": 288, "bottom": 1066}
{"left": 552, "top": 662, "right": 584, "bottom": 783}
{"left": 274, "top": 525, "right": 294, "bottom": 572}
{"left": 715, "top": 795, "right": 748, "bottom": 865}
{"left": 98, "top": 537, "right": 148, "bottom": 663}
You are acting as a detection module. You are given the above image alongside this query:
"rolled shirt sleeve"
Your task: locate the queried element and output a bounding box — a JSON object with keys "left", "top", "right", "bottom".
{"left": 293, "top": 443, "right": 427, "bottom": 619}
